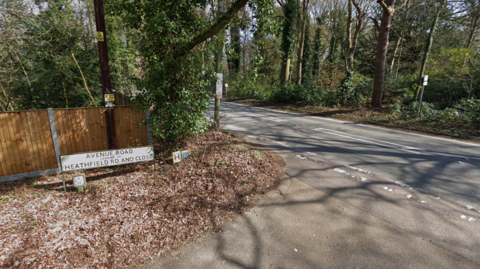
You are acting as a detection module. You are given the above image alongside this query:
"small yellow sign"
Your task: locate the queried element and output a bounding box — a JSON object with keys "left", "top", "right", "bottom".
{"left": 96, "top": 31, "right": 104, "bottom": 42}
{"left": 104, "top": 94, "right": 115, "bottom": 102}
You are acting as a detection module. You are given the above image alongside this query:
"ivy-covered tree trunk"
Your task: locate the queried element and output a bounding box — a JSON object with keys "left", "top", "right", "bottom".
{"left": 312, "top": 17, "right": 323, "bottom": 78}
{"left": 296, "top": 0, "right": 310, "bottom": 85}
{"left": 301, "top": 19, "right": 312, "bottom": 83}
{"left": 280, "top": 0, "right": 298, "bottom": 84}
{"left": 228, "top": 25, "right": 242, "bottom": 74}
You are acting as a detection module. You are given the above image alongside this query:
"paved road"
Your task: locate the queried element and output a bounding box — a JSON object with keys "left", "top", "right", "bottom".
{"left": 212, "top": 100, "right": 480, "bottom": 265}
{"left": 144, "top": 101, "right": 480, "bottom": 268}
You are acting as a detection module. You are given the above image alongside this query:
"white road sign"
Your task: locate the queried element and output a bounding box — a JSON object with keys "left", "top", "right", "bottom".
{"left": 216, "top": 73, "right": 223, "bottom": 98}
{"left": 60, "top": 146, "right": 154, "bottom": 172}
{"left": 73, "top": 174, "right": 86, "bottom": 187}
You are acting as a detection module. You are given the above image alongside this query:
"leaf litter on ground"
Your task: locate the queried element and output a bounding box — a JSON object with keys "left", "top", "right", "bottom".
{"left": 0, "top": 130, "right": 284, "bottom": 268}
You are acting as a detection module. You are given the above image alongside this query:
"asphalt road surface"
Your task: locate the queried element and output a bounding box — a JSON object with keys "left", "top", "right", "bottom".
{"left": 210, "top": 100, "right": 480, "bottom": 265}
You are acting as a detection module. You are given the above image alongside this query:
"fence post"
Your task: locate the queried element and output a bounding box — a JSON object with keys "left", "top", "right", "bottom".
{"left": 146, "top": 109, "right": 153, "bottom": 146}
{"left": 48, "top": 108, "right": 62, "bottom": 169}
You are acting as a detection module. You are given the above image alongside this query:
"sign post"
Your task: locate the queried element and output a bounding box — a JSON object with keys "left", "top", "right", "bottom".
{"left": 94, "top": 0, "right": 116, "bottom": 149}
{"left": 417, "top": 75, "right": 428, "bottom": 117}
{"left": 225, "top": 83, "right": 229, "bottom": 97}
{"left": 215, "top": 73, "right": 223, "bottom": 127}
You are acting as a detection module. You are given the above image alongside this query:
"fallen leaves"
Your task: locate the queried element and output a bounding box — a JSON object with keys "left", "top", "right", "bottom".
{"left": 0, "top": 130, "right": 283, "bottom": 268}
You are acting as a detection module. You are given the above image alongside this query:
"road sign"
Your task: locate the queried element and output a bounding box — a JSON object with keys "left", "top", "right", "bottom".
{"left": 182, "top": 150, "right": 190, "bottom": 160}
{"left": 172, "top": 151, "right": 182, "bottom": 164}
{"left": 423, "top": 75, "right": 429, "bottom": 86}
{"left": 216, "top": 73, "right": 223, "bottom": 98}
{"left": 60, "top": 146, "right": 154, "bottom": 172}
{"left": 73, "top": 174, "right": 86, "bottom": 187}
{"left": 96, "top": 31, "right": 104, "bottom": 42}
{"left": 225, "top": 83, "right": 229, "bottom": 88}
{"left": 104, "top": 93, "right": 115, "bottom": 108}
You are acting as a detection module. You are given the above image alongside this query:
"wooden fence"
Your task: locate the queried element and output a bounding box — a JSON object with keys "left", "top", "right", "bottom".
{"left": 0, "top": 106, "right": 151, "bottom": 181}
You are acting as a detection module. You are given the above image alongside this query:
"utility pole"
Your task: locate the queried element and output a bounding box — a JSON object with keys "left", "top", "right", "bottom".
{"left": 94, "top": 0, "right": 116, "bottom": 149}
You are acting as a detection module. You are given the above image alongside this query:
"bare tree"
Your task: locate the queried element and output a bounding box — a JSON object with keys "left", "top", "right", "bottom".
{"left": 345, "top": 0, "right": 369, "bottom": 70}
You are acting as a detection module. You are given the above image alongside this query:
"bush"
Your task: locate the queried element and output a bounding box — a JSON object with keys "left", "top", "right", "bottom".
{"left": 337, "top": 71, "right": 366, "bottom": 107}
{"left": 383, "top": 73, "right": 417, "bottom": 105}
{"left": 454, "top": 99, "right": 480, "bottom": 124}
{"left": 228, "top": 76, "right": 272, "bottom": 101}
{"left": 401, "top": 99, "right": 480, "bottom": 125}
{"left": 271, "top": 81, "right": 325, "bottom": 106}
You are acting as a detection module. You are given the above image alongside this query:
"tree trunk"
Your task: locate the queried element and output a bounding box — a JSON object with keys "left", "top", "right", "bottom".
{"left": 415, "top": 0, "right": 445, "bottom": 99}
{"left": 390, "top": 36, "right": 401, "bottom": 72}
{"left": 466, "top": 10, "right": 479, "bottom": 49}
{"left": 346, "top": 0, "right": 353, "bottom": 70}
{"left": 302, "top": 19, "right": 311, "bottom": 82}
{"left": 296, "top": 17, "right": 307, "bottom": 85}
{"left": 347, "top": 0, "right": 365, "bottom": 71}
{"left": 312, "top": 17, "right": 323, "bottom": 78}
{"left": 372, "top": 4, "right": 394, "bottom": 107}
{"left": 243, "top": 29, "right": 248, "bottom": 77}
{"left": 280, "top": 0, "right": 298, "bottom": 84}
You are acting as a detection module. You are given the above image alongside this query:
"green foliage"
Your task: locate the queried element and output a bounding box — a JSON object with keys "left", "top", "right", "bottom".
{"left": 424, "top": 48, "right": 480, "bottom": 106}
{"left": 4, "top": 0, "right": 101, "bottom": 110}
{"left": 383, "top": 73, "right": 416, "bottom": 105}
{"left": 338, "top": 71, "right": 356, "bottom": 106}
{"left": 400, "top": 99, "right": 480, "bottom": 125}
{"left": 454, "top": 99, "right": 480, "bottom": 124}
{"left": 280, "top": 0, "right": 298, "bottom": 82}
{"left": 117, "top": 0, "right": 233, "bottom": 142}
{"left": 229, "top": 76, "right": 272, "bottom": 100}
{"left": 272, "top": 81, "right": 325, "bottom": 106}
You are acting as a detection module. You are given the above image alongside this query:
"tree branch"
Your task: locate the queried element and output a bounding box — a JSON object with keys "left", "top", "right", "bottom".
{"left": 352, "top": 0, "right": 362, "bottom": 15}
{"left": 377, "top": 0, "right": 390, "bottom": 13}
{"left": 369, "top": 16, "right": 380, "bottom": 30}
{"left": 186, "top": 0, "right": 249, "bottom": 53}
{"left": 394, "top": 0, "right": 410, "bottom": 13}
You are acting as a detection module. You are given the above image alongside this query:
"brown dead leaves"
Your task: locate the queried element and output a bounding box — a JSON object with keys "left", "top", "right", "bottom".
{"left": 0, "top": 130, "right": 283, "bottom": 268}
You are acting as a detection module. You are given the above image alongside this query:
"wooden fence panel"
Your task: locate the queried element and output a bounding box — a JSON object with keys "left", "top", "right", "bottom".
{"left": 54, "top": 107, "right": 107, "bottom": 155}
{"left": 54, "top": 106, "right": 148, "bottom": 155}
{"left": 114, "top": 106, "right": 148, "bottom": 149}
{"left": 0, "top": 106, "right": 149, "bottom": 178}
{"left": 0, "top": 111, "right": 57, "bottom": 177}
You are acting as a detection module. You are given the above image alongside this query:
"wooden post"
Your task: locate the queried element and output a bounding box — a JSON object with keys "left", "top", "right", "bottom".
{"left": 94, "top": 0, "right": 117, "bottom": 149}
{"left": 215, "top": 96, "right": 220, "bottom": 127}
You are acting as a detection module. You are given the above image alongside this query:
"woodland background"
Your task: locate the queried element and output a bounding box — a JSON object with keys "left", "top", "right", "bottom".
{"left": 1, "top": 0, "right": 479, "bottom": 140}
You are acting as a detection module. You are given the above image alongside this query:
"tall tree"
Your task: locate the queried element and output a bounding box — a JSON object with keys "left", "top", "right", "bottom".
{"left": 312, "top": 16, "right": 325, "bottom": 78}
{"left": 371, "top": 0, "right": 409, "bottom": 107}
{"left": 345, "top": 0, "right": 367, "bottom": 70}
{"left": 301, "top": 18, "right": 312, "bottom": 82}
{"left": 117, "top": 0, "right": 251, "bottom": 140}
{"left": 414, "top": 0, "right": 446, "bottom": 99}
{"left": 296, "top": 0, "right": 311, "bottom": 85}
{"left": 228, "top": 25, "right": 242, "bottom": 73}
{"left": 278, "top": 0, "right": 298, "bottom": 84}
{"left": 465, "top": 0, "right": 480, "bottom": 49}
